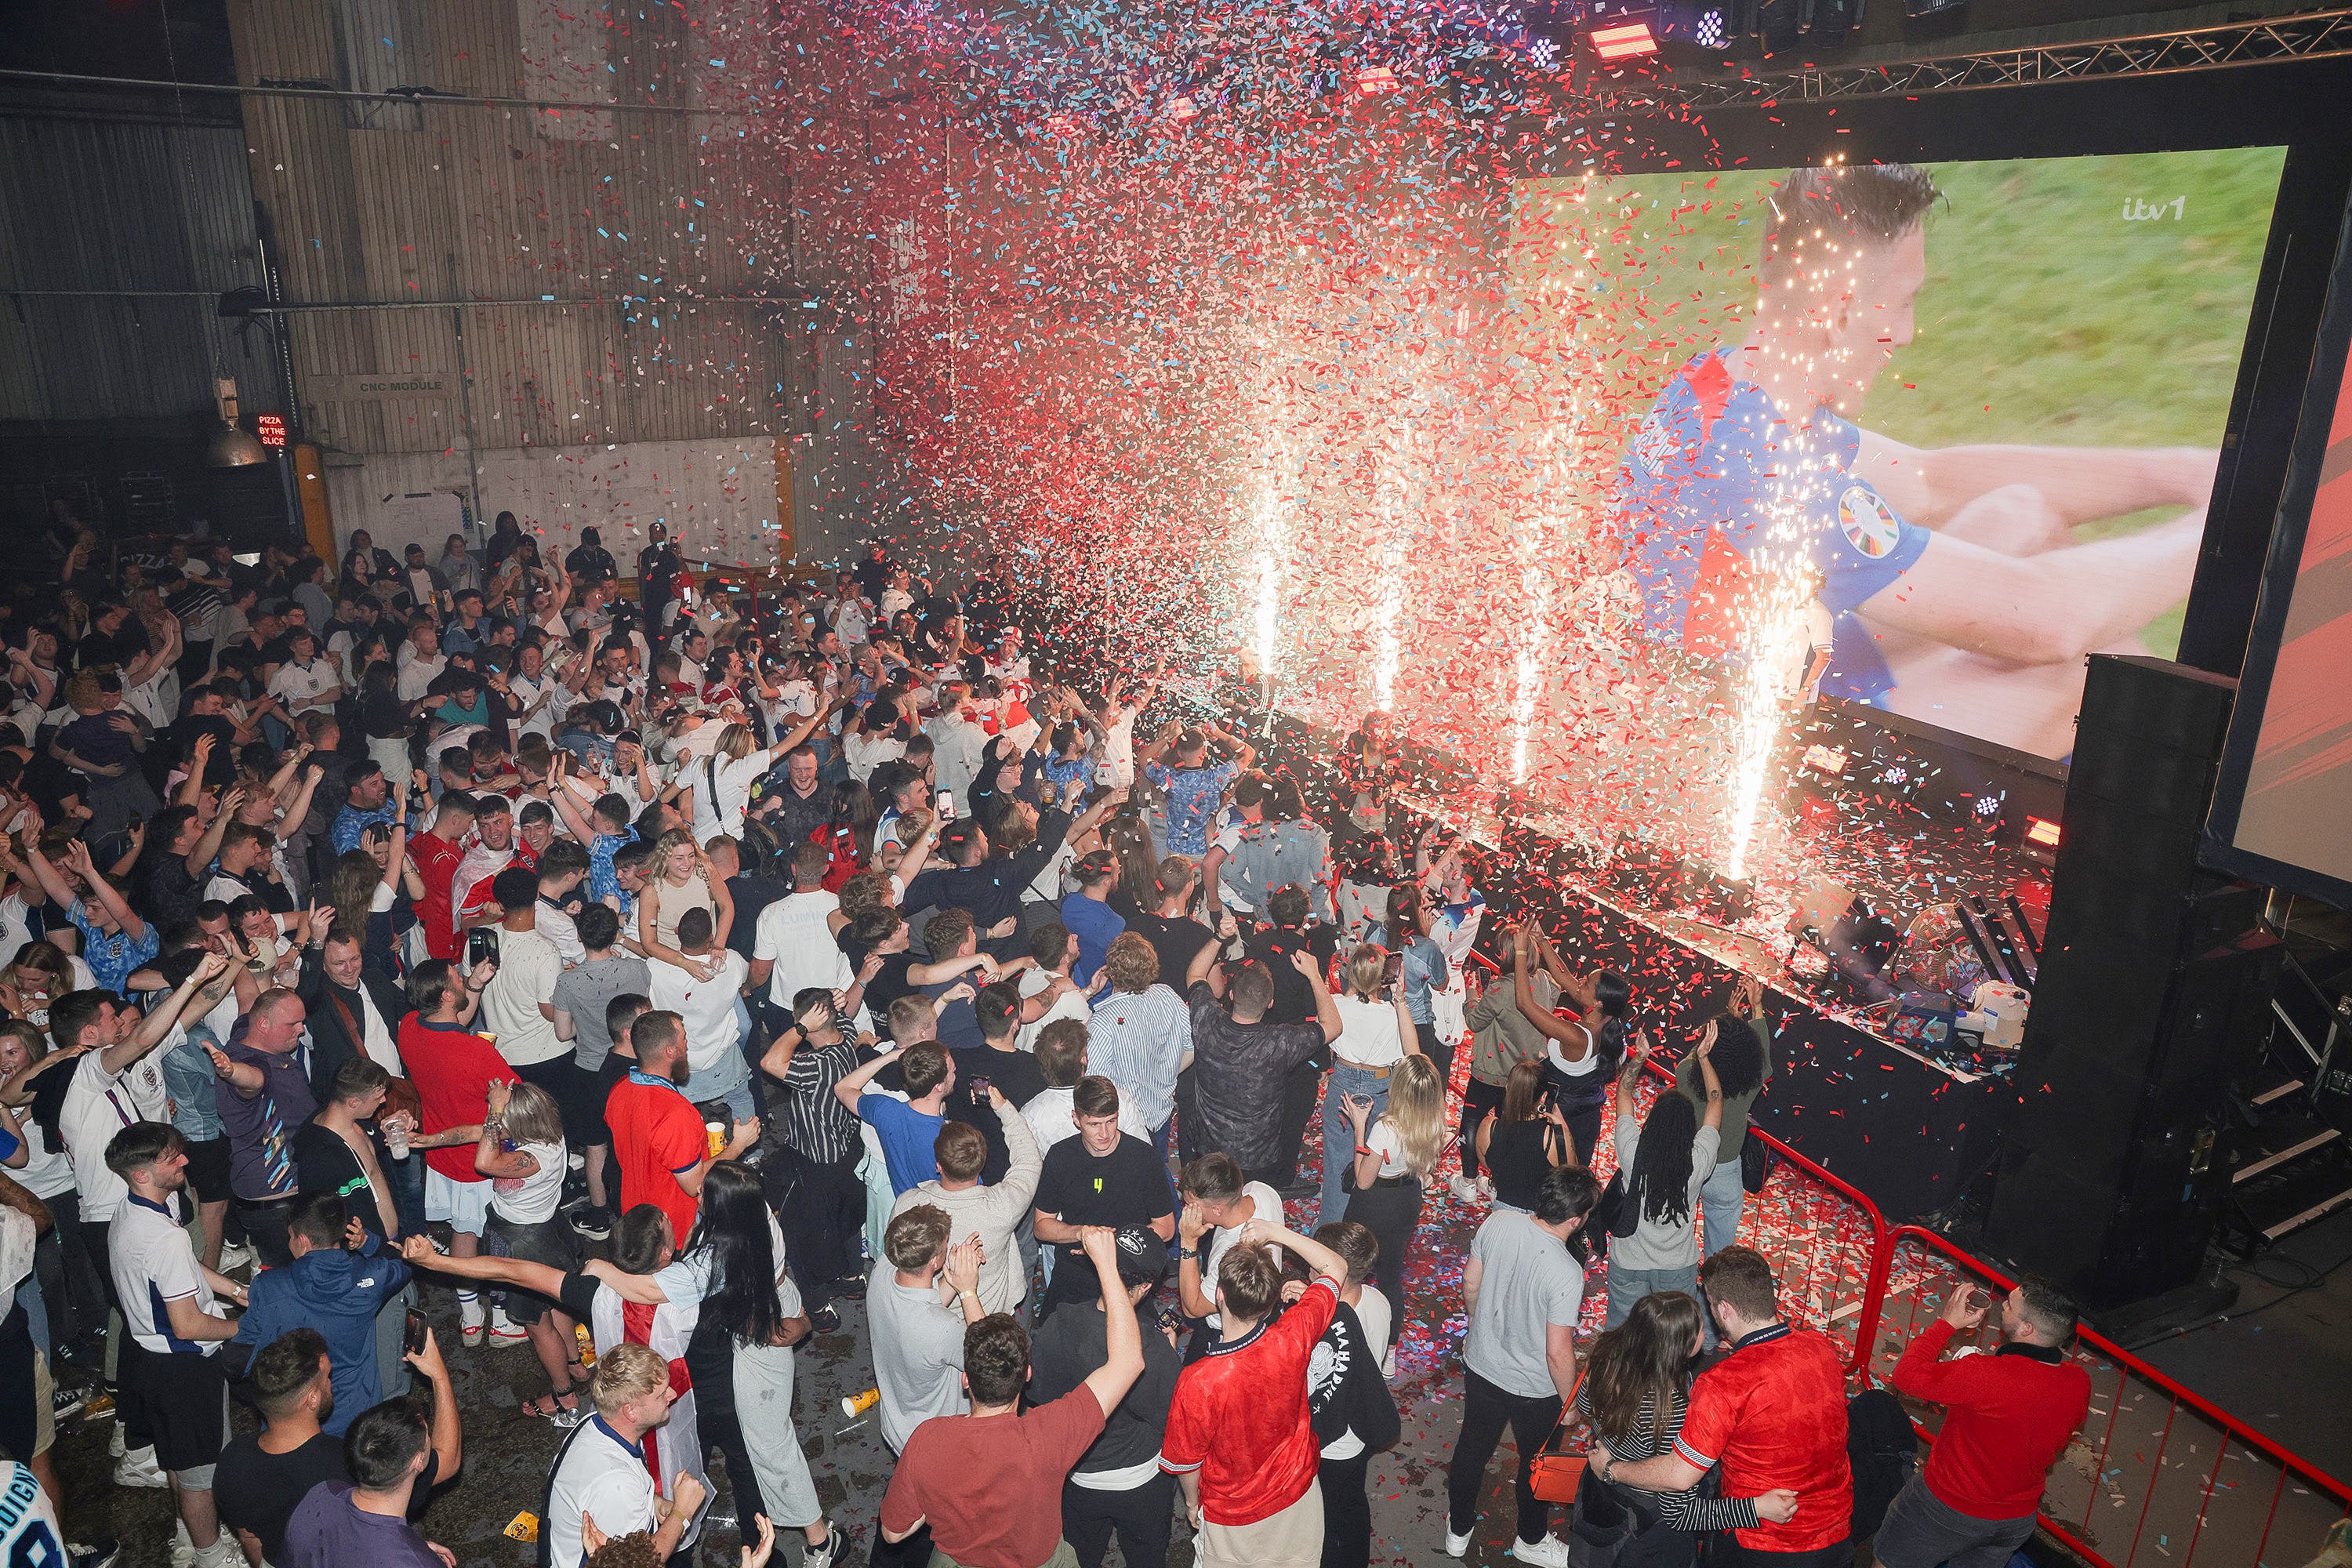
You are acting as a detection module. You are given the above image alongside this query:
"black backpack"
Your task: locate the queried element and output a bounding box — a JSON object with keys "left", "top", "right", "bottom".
{"left": 1846, "top": 1388, "right": 1919, "bottom": 1544}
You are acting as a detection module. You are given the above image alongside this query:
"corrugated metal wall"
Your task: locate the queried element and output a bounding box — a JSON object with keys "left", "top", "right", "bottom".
{"left": 223, "top": 0, "right": 835, "bottom": 562}
{"left": 0, "top": 114, "right": 281, "bottom": 422}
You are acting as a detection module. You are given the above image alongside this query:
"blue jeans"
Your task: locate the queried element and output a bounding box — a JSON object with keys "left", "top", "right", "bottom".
{"left": 1606, "top": 1260, "right": 1700, "bottom": 1330}
{"left": 1700, "top": 1155, "right": 1745, "bottom": 1258}
{"left": 1319, "top": 1062, "right": 1391, "bottom": 1228}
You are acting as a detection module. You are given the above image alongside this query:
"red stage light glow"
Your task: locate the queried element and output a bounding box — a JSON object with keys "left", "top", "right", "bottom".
{"left": 1589, "top": 21, "right": 1659, "bottom": 60}
{"left": 2024, "top": 816, "right": 2062, "bottom": 848}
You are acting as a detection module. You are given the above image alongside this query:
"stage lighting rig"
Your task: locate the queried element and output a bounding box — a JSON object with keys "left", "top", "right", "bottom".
{"left": 1592, "top": 18, "right": 1661, "bottom": 58}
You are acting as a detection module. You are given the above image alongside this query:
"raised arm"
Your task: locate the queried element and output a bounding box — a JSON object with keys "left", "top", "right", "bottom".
{"left": 1287, "top": 947, "right": 1341, "bottom": 1043}
{"left": 1692, "top": 1025, "right": 1724, "bottom": 1131}
{"left": 833, "top": 1044, "right": 904, "bottom": 1115}
{"left": 1076, "top": 1226, "right": 1145, "bottom": 1417}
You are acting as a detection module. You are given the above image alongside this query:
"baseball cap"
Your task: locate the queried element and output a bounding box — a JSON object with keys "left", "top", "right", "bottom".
{"left": 1109, "top": 1226, "right": 1170, "bottom": 1290}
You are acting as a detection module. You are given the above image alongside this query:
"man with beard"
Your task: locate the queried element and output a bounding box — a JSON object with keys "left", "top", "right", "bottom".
{"left": 603, "top": 1008, "right": 758, "bottom": 1243}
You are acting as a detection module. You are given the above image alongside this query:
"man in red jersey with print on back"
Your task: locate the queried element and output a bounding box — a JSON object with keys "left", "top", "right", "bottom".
{"left": 1160, "top": 1219, "right": 1352, "bottom": 1566}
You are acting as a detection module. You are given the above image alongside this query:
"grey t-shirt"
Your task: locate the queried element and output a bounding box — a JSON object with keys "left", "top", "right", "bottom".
{"left": 866, "top": 1261, "right": 970, "bottom": 1452}
{"left": 1464, "top": 1210, "right": 1587, "bottom": 1399}
{"left": 551, "top": 954, "right": 653, "bottom": 1070}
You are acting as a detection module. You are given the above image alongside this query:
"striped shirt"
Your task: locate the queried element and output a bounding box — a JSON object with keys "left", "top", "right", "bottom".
{"left": 775, "top": 1039, "right": 864, "bottom": 1163}
{"left": 1085, "top": 983, "right": 1192, "bottom": 1131}
{"left": 1575, "top": 1383, "right": 1763, "bottom": 1534}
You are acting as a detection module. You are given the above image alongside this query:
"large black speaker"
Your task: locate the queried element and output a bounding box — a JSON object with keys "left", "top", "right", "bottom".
{"left": 1981, "top": 657, "right": 2281, "bottom": 1311}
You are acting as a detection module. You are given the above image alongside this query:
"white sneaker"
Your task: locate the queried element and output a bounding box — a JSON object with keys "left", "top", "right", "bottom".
{"left": 191, "top": 1537, "right": 244, "bottom": 1568}
{"left": 1511, "top": 1534, "right": 1572, "bottom": 1567}
{"left": 216, "top": 1240, "right": 254, "bottom": 1272}
{"left": 488, "top": 1308, "right": 530, "bottom": 1346}
{"left": 108, "top": 1421, "right": 125, "bottom": 1459}
{"left": 1447, "top": 1172, "right": 1485, "bottom": 1205}
{"left": 1443, "top": 1523, "right": 1474, "bottom": 1558}
{"left": 459, "top": 1297, "right": 487, "bottom": 1347}
{"left": 112, "top": 1446, "right": 168, "bottom": 1490}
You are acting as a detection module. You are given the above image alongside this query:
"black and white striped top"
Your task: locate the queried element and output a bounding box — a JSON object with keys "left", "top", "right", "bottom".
{"left": 1577, "top": 1381, "right": 1766, "bottom": 1534}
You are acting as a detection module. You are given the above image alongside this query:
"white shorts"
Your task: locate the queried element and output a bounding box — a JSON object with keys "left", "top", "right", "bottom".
{"left": 424, "top": 1167, "right": 492, "bottom": 1236}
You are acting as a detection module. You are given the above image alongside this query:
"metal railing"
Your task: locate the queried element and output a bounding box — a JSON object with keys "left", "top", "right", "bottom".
{"left": 1861, "top": 1226, "right": 2352, "bottom": 1568}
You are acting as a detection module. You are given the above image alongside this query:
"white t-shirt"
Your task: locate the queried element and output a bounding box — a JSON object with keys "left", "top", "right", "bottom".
{"left": 15, "top": 1117, "right": 75, "bottom": 1200}
{"left": 1095, "top": 704, "right": 1140, "bottom": 787}
{"left": 64, "top": 1044, "right": 172, "bottom": 1222}
{"left": 0, "top": 894, "right": 30, "bottom": 971}
{"left": 477, "top": 924, "right": 567, "bottom": 1066}
{"left": 1021, "top": 1087, "right": 1147, "bottom": 1156}
{"left": 689, "top": 750, "right": 770, "bottom": 844}
{"left": 112, "top": 1189, "right": 221, "bottom": 1355}
{"left": 0, "top": 1461, "right": 62, "bottom": 1562}
{"left": 1331, "top": 995, "right": 1406, "bottom": 1069}
{"left": 537, "top": 898, "right": 585, "bottom": 966}
{"left": 350, "top": 979, "right": 404, "bottom": 1077}
{"left": 751, "top": 891, "right": 846, "bottom": 1009}
{"left": 395, "top": 652, "right": 446, "bottom": 704}
{"left": 648, "top": 950, "right": 748, "bottom": 1069}
{"left": 1366, "top": 1118, "right": 1412, "bottom": 1178}
{"left": 508, "top": 671, "right": 568, "bottom": 742}
{"left": 842, "top": 729, "right": 906, "bottom": 783}
{"left": 491, "top": 1138, "right": 568, "bottom": 1225}
{"left": 1200, "top": 1180, "right": 1283, "bottom": 1332}
{"left": 267, "top": 656, "right": 339, "bottom": 715}
{"left": 548, "top": 1414, "right": 659, "bottom": 1568}
{"left": 1014, "top": 967, "right": 1088, "bottom": 1053}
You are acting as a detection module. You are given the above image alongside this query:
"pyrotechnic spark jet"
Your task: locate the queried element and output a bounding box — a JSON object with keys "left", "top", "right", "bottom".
{"left": 1251, "top": 465, "right": 1286, "bottom": 683}
{"left": 1722, "top": 439, "right": 1825, "bottom": 884}
{"left": 1512, "top": 506, "right": 1552, "bottom": 786}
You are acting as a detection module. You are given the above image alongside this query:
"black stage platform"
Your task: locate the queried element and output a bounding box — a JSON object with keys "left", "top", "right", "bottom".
{"left": 1537, "top": 875, "right": 2014, "bottom": 1225}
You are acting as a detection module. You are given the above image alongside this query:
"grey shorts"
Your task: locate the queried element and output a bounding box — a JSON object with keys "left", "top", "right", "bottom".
{"left": 1872, "top": 1472, "right": 2037, "bottom": 1568}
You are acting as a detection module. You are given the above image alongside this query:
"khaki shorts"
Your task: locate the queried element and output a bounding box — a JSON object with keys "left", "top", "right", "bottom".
{"left": 31, "top": 1352, "right": 51, "bottom": 1457}
{"left": 1199, "top": 1485, "right": 1324, "bottom": 1568}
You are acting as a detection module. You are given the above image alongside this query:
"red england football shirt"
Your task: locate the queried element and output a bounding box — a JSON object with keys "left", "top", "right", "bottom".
{"left": 409, "top": 831, "right": 466, "bottom": 962}
{"left": 1161, "top": 1274, "right": 1338, "bottom": 1525}
{"left": 1674, "top": 1323, "right": 1854, "bottom": 1552}
{"left": 396, "top": 1015, "right": 510, "bottom": 1181}
{"left": 604, "top": 1069, "right": 708, "bottom": 1243}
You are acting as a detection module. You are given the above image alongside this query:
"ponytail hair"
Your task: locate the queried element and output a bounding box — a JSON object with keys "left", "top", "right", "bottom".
{"left": 1593, "top": 969, "right": 1632, "bottom": 1068}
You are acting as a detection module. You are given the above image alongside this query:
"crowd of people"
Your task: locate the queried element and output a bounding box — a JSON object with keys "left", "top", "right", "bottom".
{"left": 0, "top": 517, "right": 2094, "bottom": 1568}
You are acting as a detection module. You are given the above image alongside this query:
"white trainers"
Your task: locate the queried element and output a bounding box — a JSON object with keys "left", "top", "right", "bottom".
{"left": 217, "top": 1240, "right": 255, "bottom": 1272}
{"left": 488, "top": 1308, "right": 530, "bottom": 1346}
{"left": 191, "top": 1537, "right": 245, "bottom": 1568}
{"left": 1447, "top": 1171, "right": 1486, "bottom": 1205}
{"left": 1510, "top": 1534, "right": 1572, "bottom": 1567}
{"left": 107, "top": 1421, "right": 125, "bottom": 1459}
{"left": 1443, "top": 1523, "right": 1474, "bottom": 1559}
{"left": 459, "top": 1295, "right": 487, "bottom": 1347}
{"left": 114, "top": 1446, "right": 168, "bottom": 1490}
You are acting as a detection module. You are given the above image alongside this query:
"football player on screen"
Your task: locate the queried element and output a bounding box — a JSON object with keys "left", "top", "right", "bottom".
{"left": 1611, "top": 162, "right": 2213, "bottom": 757}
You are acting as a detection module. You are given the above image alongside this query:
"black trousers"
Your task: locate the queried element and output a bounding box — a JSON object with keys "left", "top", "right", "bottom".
{"left": 1265, "top": 1056, "right": 1325, "bottom": 1188}
{"left": 1460, "top": 1077, "right": 1506, "bottom": 1181}
{"left": 1705, "top": 1534, "right": 1853, "bottom": 1568}
{"left": 1062, "top": 1469, "right": 1174, "bottom": 1568}
{"left": 44, "top": 1189, "right": 111, "bottom": 1346}
{"left": 1341, "top": 1174, "right": 1424, "bottom": 1301}
{"left": 1319, "top": 1452, "right": 1372, "bottom": 1568}
{"left": 1445, "top": 1366, "right": 1563, "bottom": 1546}
{"left": 687, "top": 1326, "right": 768, "bottom": 1536}
{"left": 768, "top": 1144, "right": 863, "bottom": 1312}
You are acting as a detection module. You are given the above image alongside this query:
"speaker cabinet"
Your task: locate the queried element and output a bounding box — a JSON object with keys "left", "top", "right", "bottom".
{"left": 1982, "top": 657, "right": 2280, "bottom": 1309}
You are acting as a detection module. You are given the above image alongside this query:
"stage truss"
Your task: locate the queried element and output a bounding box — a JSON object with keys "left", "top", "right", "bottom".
{"left": 1623, "top": 6, "right": 2352, "bottom": 108}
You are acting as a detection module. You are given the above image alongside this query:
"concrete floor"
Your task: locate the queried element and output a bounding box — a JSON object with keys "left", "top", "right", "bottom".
{"left": 49, "top": 1138, "right": 1552, "bottom": 1568}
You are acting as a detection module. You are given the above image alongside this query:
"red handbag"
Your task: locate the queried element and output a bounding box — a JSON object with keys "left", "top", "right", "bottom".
{"left": 1529, "top": 1370, "right": 1591, "bottom": 1506}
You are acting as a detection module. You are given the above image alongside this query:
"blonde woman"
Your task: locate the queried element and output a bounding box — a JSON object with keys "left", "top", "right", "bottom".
{"left": 635, "top": 827, "right": 731, "bottom": 974}
{"left": 476, "top": 1078, "right": 585, "bottom": 1419}
{"left": 1319, "top": 942, "right": 1422, "bottom": 1226}
{"left": 1340, "top": 1051, "right": 1446, "bottom": 1298}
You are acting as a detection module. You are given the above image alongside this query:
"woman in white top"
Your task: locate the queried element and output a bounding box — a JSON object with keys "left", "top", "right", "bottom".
{"left": 476, "top": 1079, "right": 583, "bottom": 1420}
{"left": 685, "top": 710, "right": 835, "bottom": 845}
{"left": 1318, "top": 944, "right": 1422, "bottom": 1226}
{"left": 1603, "top": 1029, "right": 1723, "bottom": 1331}
{"left": 637, "top": 829, "right": 728, "bottom": 971}
{"left": 1338, "top": 1052, "right": 1446, "bottom": 1301}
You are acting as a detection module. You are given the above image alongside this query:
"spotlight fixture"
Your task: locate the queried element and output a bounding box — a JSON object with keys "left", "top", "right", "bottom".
{"left": 1590, "top": 20, "right": 1659, "bottom": 59}
{"left": 1799, "top": 744, "right": 1849, "bottom": 780}
{"left": 206, "top": 378, "right": 267, "bottom": 468}
{"left": 2023, "top": 815, "right": 2061, "bottom": 848}
{"left": 1352, "top": 64, "right": 1400, "bottom": 94}
{"left": 1165, "top": 94, "right": 1198, "bottom": 123}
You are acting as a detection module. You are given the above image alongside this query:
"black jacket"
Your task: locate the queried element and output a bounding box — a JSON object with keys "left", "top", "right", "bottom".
{"left": 298, "top": 945, "right": 411, "bottom": 1103}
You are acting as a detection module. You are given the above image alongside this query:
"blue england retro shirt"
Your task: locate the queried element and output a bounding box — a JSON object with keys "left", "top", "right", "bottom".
{"left": 1613, "top": 347, "right": 1930, "bottom": 706}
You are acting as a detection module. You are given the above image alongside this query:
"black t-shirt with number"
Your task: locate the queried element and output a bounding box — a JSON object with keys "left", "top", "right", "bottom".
{"left": 1033, "top": 1133, "right": 1174, "bottom": 1312}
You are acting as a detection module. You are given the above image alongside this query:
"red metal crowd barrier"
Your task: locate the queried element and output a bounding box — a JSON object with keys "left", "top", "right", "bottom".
{"left": 1860, "top": 1225, "right": 2352, "bottom": 1568}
